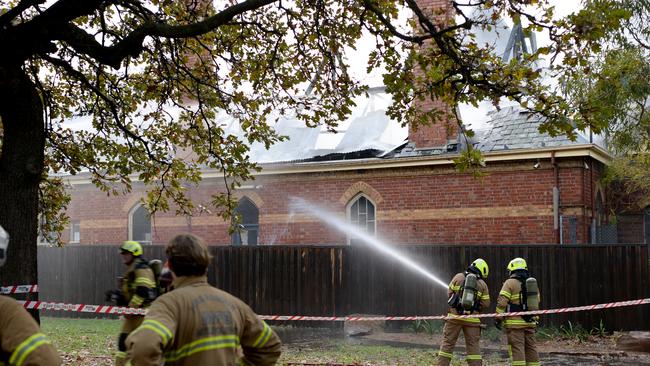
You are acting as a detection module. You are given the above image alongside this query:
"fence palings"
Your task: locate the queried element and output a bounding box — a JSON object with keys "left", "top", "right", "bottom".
{"left": 36, "top": 244, "right": 650, "bottom": 330}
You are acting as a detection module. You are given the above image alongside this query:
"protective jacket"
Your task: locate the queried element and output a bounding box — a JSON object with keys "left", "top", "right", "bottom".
{"left": 496, "top": 274, "right": 541, "bottom": 329}
{"left": 446, "top": 272, "right": 490, "bottom": 326}
{"left": 0, "top": 296, "right": 61, "bottom": 366}
{"left": 125, "top": 275, "right": 281, "bottom": 366}
{"left": 122, "top": 257, "right": 156, "bottom": 308}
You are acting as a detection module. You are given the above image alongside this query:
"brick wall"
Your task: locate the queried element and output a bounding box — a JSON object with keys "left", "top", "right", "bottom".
{"left": 409, "top": 0, "right": 459, "bottom": 149}
{"left": 63, "top": 156, "right": 606, "bottom": 246}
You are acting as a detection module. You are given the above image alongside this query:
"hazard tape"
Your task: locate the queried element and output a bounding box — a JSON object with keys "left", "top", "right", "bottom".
{"left": 259, "top": 298, "right": 650, "bottom": 321}
{"left": 1, "top": 285, "right": 38, "bottom": 294}
{"left": 17, "top": 297, "right": 650, "bottom": 320}
{"left": 20, "top": 301, "right": 146, "bottom": 315}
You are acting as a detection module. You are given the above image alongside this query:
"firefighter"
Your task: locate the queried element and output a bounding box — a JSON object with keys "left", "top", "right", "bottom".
{"left": 124, "top": 233, "right": 282, "bottom": 365}
{"left": 0, "top": 225, "right": 61, "bottom": 365}
{"left": 437, "top": 258, "right": 490, "bottom": 366}
{"left": 111, "top": 241, "right": 156, "bottom": 366}
{"left": 495, "top": 257, "right": 540, "bottom": 366}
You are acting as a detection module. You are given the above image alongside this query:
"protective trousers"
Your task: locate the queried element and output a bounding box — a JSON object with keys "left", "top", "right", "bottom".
{"left": 436, "top": 321, "right": 482, "bottom": 366}
{"left": 115, "top": 315, "right": 145, "bottom": 366}
{"left": 505, "top": 328, "right": 540, "bottom": 366}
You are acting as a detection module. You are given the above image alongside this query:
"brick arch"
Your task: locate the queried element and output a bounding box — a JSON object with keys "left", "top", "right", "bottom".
{"left": 593, "top": 183, "right": 606, "bottom": 224}
{"left": 234, "top": 191, "right": 264, "bottom": 208}
{"left": 339, "top": 182, "right": 383, "bottom": 206}
{"left": 122, "top": 195, "right": 145, "bottom": 213}
{"left": 593, "top": 183, "right": 605, "bottom": 208}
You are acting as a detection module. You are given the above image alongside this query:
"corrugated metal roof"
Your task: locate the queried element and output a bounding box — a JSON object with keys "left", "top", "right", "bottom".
{"left": 247, "top": 89, "right": 408, "bottom": 164}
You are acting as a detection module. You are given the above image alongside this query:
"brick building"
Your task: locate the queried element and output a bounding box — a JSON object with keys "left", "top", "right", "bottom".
{"left": 55, "top": 0, "right": 643, "bottom": 247}
{"left": 58, "top": 100, "right": 615, "bottom": 246}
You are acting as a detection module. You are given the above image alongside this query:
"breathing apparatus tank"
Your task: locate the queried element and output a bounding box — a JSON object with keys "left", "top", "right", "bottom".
{"left": 525, "top": 277, "right": 539, "bottom": 311}
{"left": 148, "top": 259, "right": 163, "bottom": 279}
{"left": 460, "top": 273, "right": 478, "bottom": 310}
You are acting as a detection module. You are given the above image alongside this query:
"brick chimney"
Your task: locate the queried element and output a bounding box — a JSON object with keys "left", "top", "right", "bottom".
{"left": 409, "top": 0, "right": 459, "bottom": 150}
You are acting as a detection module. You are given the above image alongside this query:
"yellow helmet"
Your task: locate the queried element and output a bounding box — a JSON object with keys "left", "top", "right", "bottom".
{"left": 470, "top": 258, "right": 489, "bottom": 279}
{"left": 507, "top": 257, "right": 527, "bottom": 272}
{"left": 120, "top": 240, "right": 143, "bottom": 257}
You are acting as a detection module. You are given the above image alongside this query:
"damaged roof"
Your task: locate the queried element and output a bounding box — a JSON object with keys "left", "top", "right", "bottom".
{"left": 256, "top": 102, "right": 604, "bottom": 164}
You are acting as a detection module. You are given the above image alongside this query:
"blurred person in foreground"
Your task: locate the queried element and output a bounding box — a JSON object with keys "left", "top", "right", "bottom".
{"left": 0, "top": 225, "right": 61, "bottom": 365}
{"left": 125, "top": 233, "right": 281, "bottom": 365}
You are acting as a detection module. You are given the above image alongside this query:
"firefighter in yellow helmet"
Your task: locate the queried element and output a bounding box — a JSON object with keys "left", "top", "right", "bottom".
{"left": 108, "top": 241, "right": 156, "bottom": 366}
{"left": 0, "top": 225, "right": 61, "bottom": 365}
{"left": 436, "top": 258, "right": 490, "bottom": 366}
{"left": 124, "top": 233, "right": 282, "bottom": 365}
{"left": 495, "top": 258, "right": 541, "bottom": 366}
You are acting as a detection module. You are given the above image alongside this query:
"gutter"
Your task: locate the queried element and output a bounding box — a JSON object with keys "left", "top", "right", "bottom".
{"left": 63, "top": 144, "right": 612, "bottom": 185}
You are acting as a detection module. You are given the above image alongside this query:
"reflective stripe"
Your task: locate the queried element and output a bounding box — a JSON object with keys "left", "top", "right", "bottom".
{"left": 508, "top": 345, "right": 512, "bottom": 358}
{"left": 115, "top": 351, "right": 126, "bottom": 357}
{"left": 134, "top": 277, "right": 156, "bottom": 287}
{"left": 466, "top": 354, "right": 482, "bottom": 360}
{"left": 449, "top": 284, "right": 461, "bottom": 291}
{"left": 252, "top": 322, "right": 273, "bottom": 348}
{"left": 9, "top": 333, "right": 51, "bottom": 366}
{"left": 499, "top": 290, "right": 512, "bottom": 299}
{"left": 504, "top": 319, "right": 535, "bottom": 326}
{"left": 480, "top": 294, "right": 490, "bottom": 300}
{"left": 438, "top": 350, "right": 453, "bottom": 359}
{"left": 130, "top": 295, "right": 144, "bottom": 306}
{"left": 496, "top": 307, "right": 506, "bottom": 313}
{"left": 165, "top": 335, "right": 239, "bottom": 362}
{"left": 140, "top": 319, "right": 173, "bottom": 346}
{"left": 446, "top": 313, "right": 480, "bottom": 323}
{"left": 527, "top": 362, "right": 541, "bottom": 366}
{"left": 512, "top": 361, "right": 526, "bottom": 366}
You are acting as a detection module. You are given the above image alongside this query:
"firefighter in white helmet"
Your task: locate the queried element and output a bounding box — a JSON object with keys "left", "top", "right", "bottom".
{"left": 437, "top": 258, "right": 490, "bottom": 366}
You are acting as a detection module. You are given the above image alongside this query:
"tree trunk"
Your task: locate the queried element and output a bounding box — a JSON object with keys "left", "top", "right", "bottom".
{"left": 0, "top": 64, "right": 45, "bottom": 322}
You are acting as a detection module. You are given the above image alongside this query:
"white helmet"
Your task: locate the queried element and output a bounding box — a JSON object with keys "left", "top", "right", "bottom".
{"left": 0, "top": 226, "right": 8, "bottom": 268}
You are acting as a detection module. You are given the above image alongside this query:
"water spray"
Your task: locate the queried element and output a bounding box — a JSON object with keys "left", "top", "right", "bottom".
{"left": 289, "top": 197, "right": 448, "bottom": 289}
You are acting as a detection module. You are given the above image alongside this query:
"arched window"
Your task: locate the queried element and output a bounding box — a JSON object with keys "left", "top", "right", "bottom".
{"left": 347, "top": 194, "right": 376, "bottom": 245}
{"left": 129, "top": 204, "right": 151, "bottom": 244}
{"left": 231, "top": 197, "right": 259, "bottom": 246}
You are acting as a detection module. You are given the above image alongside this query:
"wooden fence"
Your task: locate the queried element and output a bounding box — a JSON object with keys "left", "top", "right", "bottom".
{"left": 37, "top": 244, "right": 650, "bottom": 330}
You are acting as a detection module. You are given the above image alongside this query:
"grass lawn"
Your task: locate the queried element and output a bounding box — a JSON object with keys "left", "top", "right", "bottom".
{"left": 41, "top": 316, "right": 120, "bottom": 364}
{"left": 41, "top": 317, "right": 458, "bottom": 365}
{"left": 40, "top": 317, "right": 640, "bottom": 366}
{"left": 277, "top": 342, "right": 507, "bottom": 365}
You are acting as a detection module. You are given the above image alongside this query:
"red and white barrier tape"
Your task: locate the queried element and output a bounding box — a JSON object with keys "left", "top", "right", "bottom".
{"left": 1, "top": 285, "right": 38, "bottom": 294}
{"left": 20, "top": 301, "right": 146, "bottom": 315}
{"left": 17, "top": 297, "right": 650, "bottom": 320}
{"left": 259, "top": 298, "right": 650, "bottom": 321}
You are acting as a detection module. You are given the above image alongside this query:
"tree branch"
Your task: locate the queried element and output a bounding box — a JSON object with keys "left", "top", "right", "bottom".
{"left": 19, "top": 0, "right": 106, "bottom": 29}
{"left": 0, "top": 0, "right": 46, "bottom": 29}
{"left": 52, "top": 0, "right": 277, "bottom": 69}
{"left": 39, "top": 53, "right": 170, "bottom": 166}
